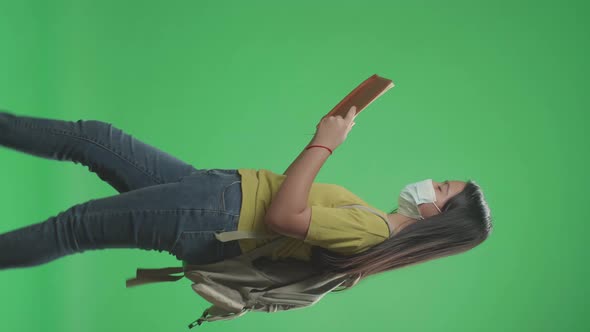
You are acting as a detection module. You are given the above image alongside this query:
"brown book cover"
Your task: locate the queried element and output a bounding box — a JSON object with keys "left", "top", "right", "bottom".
{"left": 324, "top": 74, "right": 395, "bottom": 119}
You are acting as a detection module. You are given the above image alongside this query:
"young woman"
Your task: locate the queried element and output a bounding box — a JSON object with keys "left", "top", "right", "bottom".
{"left": 0, "top": 108, "right": 492, "bottom": 290}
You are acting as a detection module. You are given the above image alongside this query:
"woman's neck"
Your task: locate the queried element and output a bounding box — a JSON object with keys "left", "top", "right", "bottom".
{"left": 387, "top": 212, "right": 417, "bottom": 234}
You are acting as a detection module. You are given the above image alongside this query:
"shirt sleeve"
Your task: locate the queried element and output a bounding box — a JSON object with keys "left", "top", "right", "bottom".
{"left": 303, "top": 205, "right": 389, "bottom": 255}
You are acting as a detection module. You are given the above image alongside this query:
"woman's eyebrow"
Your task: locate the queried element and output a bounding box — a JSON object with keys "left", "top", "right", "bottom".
{"left": 445, "top": 180, "right": 449, "bottom": 194}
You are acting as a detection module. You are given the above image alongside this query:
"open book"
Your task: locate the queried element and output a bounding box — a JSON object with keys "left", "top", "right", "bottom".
{"left": 324, "top": 74, "right": 395, "bottom": 119}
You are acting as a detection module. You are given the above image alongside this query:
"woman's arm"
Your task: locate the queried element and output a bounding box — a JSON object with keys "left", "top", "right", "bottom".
{"left": 267, "top": 106, "right": 356, "bottom": 237}
{"left": 282, "top": 137, "right": 316, "bottom": 176}
{"left": 266, "top": 139, "right": 330, "bottom": 228}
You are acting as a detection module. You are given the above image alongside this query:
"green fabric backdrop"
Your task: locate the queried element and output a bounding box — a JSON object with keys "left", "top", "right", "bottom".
{"left": 0, "top": 0, "right": 587, "bottom": 331}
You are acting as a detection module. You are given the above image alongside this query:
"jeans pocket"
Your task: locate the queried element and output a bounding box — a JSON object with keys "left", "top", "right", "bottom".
{"left": 220, "top": 180, "right": 242, "bottom": 216}
{"left": 177, "top": 169, "right": 241, "bottom": 214}
{"left": 171, "top": 229, "right": 226, "bottom": 265}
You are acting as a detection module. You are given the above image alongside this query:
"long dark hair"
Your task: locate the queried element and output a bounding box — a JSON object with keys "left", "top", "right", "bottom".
{"left": 308, "top": 179, "right": 493, "bottom": 292}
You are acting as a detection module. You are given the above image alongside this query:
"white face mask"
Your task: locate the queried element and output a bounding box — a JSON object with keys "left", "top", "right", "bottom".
{"left": 398, "top": 179, "right": 442, "bottom": 220}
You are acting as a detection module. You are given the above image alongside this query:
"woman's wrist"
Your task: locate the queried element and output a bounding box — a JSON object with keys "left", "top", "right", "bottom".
{"left": 306, "top": 143, "right": 333, "bottom": 155}
{"left": 308, "top": 139, "right": 336, "bottom": 152}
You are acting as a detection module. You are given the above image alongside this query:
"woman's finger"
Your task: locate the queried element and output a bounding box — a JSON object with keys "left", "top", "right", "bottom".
{"left": 347, "top": 106, "right": 357, "bottom": 121}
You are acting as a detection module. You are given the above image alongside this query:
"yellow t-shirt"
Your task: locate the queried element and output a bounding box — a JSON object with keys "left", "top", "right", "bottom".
{"left": 236, "top": 168, "right": 392, "bottom": 262}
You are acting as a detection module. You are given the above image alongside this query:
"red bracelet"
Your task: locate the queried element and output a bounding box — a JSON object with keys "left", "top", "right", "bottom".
{"left": 306, "top": 144, "right": 333, "bottom": 155}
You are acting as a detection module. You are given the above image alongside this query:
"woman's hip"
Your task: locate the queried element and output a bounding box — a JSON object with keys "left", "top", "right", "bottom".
{"left": 170, "top": 168, "right": 243, "bottom": 264}
{"left": 176, "top": 168, "right": 242, "bottom": 218}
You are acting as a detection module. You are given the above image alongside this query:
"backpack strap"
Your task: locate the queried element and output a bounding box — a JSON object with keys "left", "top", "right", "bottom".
{"left": 227, "top": 234, "right": 290, "bottom": 262}
{"left": 126, "top": 267, "right": 184, "bottom": 288}
{"left": 188, "top": 305, "right": 249, "bottom": 329}
{"left": 213, "top": 230, "right": 277, "bottom": 242}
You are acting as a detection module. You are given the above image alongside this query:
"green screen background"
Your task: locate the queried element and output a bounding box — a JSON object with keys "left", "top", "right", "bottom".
{"left": 0, "top": 0, "right": 587, "bottom": 331}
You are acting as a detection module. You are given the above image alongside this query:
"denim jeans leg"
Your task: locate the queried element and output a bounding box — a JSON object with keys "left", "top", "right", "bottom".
{"left": 0, "top": 110, "right": 198, "bottom": 193}
{"left": 0, "top": 170, "right": 242, "bottom": 270}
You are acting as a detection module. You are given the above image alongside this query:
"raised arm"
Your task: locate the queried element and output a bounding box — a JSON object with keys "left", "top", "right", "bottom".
{"left": 266, "top": 106, "right": 357, "bottom": 239}
{"left": 266, "top": 139, "right": 330, "bottom": 239}
{"left": 283, "top": 141, "right": 314, "bottom": 176}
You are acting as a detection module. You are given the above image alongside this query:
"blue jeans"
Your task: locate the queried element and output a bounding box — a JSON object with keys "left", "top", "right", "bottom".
{"left": 0, "top": 110, "right": 243, "bottom": 269}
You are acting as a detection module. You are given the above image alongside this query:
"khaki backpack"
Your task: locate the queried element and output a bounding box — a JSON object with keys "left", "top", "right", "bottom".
{"left": 125, "top": 204, "right": 392, "bottom": 329}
